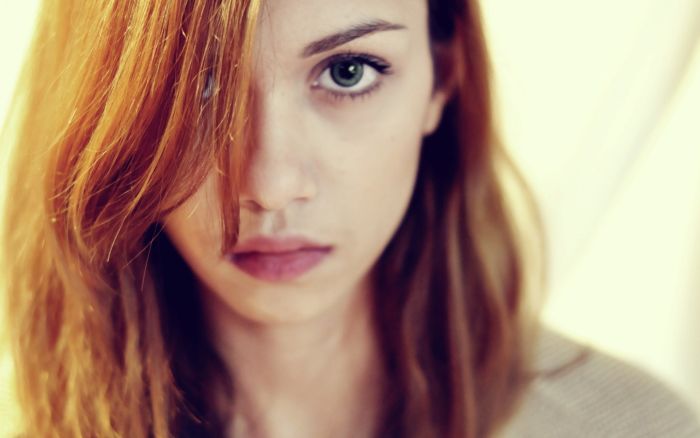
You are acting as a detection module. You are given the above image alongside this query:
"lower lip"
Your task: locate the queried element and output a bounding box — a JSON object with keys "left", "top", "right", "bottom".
{"left": 229, "top": 248, "right": 332, "bottom": 282}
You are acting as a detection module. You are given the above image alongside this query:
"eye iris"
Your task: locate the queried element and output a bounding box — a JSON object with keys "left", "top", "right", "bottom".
{"left": 330, "top": 60, "right": 364, "bottom": 87}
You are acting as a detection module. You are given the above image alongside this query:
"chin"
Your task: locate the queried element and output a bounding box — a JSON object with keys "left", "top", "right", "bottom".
{"left": 203, "top": 282, "right": 349, "bottom": 326}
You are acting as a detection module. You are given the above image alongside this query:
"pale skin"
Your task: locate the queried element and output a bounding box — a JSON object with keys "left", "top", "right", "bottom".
{"left": 164, "top": 0, "right": 449, "bottom": 436}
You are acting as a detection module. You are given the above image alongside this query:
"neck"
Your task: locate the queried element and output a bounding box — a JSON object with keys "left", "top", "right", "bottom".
{"left": 202, "top": 282, "right": 386, "bottom": 438}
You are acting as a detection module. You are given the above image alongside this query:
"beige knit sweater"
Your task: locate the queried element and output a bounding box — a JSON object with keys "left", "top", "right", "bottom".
{"left": 1, "top": 329, "right": 698, "bottom": 437}
{"left": 500, "top": 328, "right": 700, "bottom": 437}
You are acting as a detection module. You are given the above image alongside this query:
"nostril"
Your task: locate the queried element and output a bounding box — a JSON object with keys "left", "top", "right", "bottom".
{"left": 238, "top": 198, "right": 262, "bottom": 213}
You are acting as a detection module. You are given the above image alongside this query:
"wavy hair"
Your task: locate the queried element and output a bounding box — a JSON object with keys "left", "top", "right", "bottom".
{"left": 1, "top": 0, "right": 542, "bottom": 436}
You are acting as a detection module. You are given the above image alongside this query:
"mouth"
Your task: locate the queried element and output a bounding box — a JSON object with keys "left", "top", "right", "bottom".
{"left": 227, "top": 236, "right": 333, "bottom": 282}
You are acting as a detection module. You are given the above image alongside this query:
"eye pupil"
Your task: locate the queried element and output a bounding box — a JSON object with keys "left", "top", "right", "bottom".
{"left": 330, "top": 60, "right": 364, "bottom": 87}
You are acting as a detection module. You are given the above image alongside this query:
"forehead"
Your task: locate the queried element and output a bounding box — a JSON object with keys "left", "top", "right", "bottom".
{"left": 256, "top": 0, "right": 428, "bottom": 52}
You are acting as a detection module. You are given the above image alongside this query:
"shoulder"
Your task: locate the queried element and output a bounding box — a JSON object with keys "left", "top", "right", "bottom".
{"left": 500, "top": 328, "right": 700, "bottom": 438}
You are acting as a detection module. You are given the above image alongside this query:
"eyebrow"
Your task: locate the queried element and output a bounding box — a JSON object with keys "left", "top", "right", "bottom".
{"left": 301, "top": 19, "right": 407, "bottom": 58}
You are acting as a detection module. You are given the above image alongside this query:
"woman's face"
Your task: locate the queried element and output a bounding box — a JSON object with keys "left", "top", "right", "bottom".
{"left": 164, "top": 0, "right": 448, "bottom": 323}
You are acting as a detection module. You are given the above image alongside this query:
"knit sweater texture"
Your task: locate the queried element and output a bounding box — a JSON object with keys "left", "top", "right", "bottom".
{"left": 500, "top": 328, "right": 700, "bottom": 437}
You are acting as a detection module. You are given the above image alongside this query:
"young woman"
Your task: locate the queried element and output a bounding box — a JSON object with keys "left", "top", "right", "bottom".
{"left": 1, "top": 0, "right": 698, "bottom": 437}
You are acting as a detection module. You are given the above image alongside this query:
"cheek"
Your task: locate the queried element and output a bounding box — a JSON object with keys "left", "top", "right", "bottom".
{"left": 313, "top": 87, "right": 431, "bottom": 263}
{"left": 162, "top": 175, "right": 223, "bottom": 270}
{"left": 339, "top": 117, "right": 423, "bottom": 200}
{"left": 321, "top": 68, "right": 433, "bottom": 202}
{"left": 331, "top": 130, "right": 422, "bottom": 279}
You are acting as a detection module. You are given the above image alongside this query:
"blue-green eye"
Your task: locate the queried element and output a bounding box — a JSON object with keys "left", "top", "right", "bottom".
{"left": 330, "top": 60, "right": 364, "bottom": 87}
{"left": 313, "top": 53, "right": 391, "bottom": 98}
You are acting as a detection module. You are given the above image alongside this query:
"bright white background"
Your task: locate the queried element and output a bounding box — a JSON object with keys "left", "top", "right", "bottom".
{"left": 482, "top": 0, "right": 700, "bottom": 414}
{"left": 1, "top": 0, "right": 699, "bottom": 423}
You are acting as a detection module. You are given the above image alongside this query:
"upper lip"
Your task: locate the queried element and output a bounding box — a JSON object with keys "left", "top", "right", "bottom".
{"left": 232, "top": 236, "right": 332, "bottom": 254}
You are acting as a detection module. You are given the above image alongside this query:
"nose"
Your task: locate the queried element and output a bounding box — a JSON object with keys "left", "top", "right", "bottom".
{"left": 239, "top": 89, "right": 317, "bottom": 212}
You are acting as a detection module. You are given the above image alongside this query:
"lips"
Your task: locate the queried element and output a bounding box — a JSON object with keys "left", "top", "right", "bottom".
{"left": 228, "top": 236, "right": 333, "bottom": 282}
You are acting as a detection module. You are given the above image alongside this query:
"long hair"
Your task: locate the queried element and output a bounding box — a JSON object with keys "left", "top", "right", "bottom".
{"left": 0, "top": 0, "right": 542, "bottom": 436}
{"left": 371, "top": 1, "right": 543, "bottom": 436}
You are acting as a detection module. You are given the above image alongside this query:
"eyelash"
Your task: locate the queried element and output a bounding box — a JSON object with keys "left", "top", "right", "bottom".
{"left": 313, "top": 51, "right": 393, "bottom": 102}
{"left": 201, "top": 52, "right": 393, "bottom": 103}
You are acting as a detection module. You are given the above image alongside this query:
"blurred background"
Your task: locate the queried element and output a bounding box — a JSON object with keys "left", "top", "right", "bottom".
{"left": 482, "top": 0, "right": 700, "bottom": 415}
{"left": 1, "top": 0, "right": 699, "bottom": 428}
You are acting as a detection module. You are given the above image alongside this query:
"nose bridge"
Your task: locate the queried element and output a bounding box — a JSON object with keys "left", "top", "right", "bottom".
{"left": 241, "top": 83, "right": 316, "bottom": 212}
{"left": 257, "top": 84, "right": 291, "bottom": 161}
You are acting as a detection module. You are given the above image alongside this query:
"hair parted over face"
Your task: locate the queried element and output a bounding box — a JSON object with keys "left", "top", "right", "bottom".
{"left": 1, "top": 0, "right": 541, "bottom": 436}
{"left": 164, "top": 0, "right": 450, "bottom": 324}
